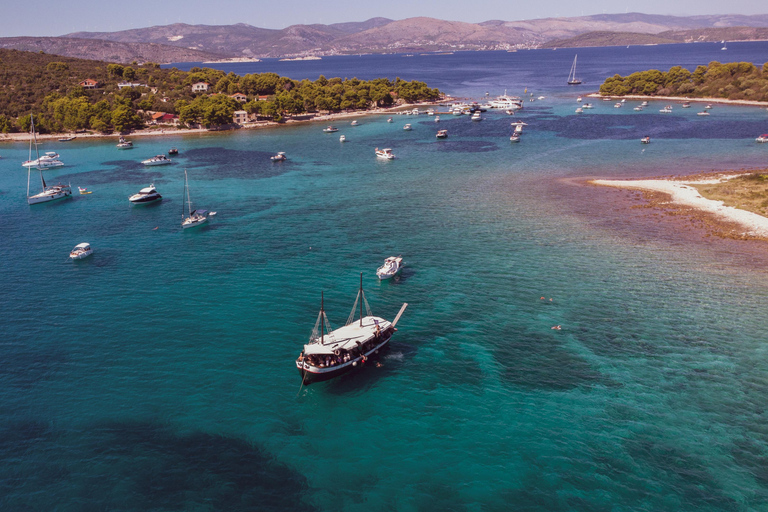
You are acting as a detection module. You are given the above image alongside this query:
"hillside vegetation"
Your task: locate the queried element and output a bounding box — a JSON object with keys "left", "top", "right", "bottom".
{"left": 0, "top": 49, "right": 441, "bottom": 134}
{"left": 599, "top": 61, "right": 768, "bottom": 102}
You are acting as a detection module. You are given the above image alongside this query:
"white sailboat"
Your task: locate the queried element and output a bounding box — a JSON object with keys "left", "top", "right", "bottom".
{"left": 181, "top": 169, "right": 210, "bottom": 229}
{"left": 26, "top": 116, "right": 72, "bottom": 205}
{"left": 567, "top": 55, "right": 582, "bottom": 85}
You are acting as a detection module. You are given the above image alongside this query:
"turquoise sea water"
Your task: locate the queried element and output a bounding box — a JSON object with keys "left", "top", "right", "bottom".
{"left": 4, "top": 44, "right": 768, "bottom": 510}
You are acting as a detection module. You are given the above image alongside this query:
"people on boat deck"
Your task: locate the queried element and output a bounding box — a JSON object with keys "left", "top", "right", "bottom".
{"left": 300, "top": 328, "right": 391, "bottom": 368}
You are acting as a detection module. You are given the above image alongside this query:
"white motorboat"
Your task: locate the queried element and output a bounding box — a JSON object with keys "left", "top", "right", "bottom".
{"left": 129, "top": 184, "right": 162, "bottom": 204}
{"left": 704, "top": 104, "right": 713, "bottom": 110}
{"left": 295, "top": 275, "right": 408, "bottom": 384}
{"left": 575, "top": 107, "right": 583, "bottom": 114}
{"left": 614, "top": 102, "right": 623, "bottom": 108}
{"left": 69, "top": 243, "right": 92, "bottom": 260}
{"left": 116, "top": 136, "right": 133, "bottom": 149}
{"left": 756, "top": 134, "right": 768, "bottom": 143}
{"left": 510, "top": 133, "right": 521, "bottom": 143}
{"left": 376, "top": 256, "right": 403, "bottom": 280}
{"left": 697, "top": 111, "right": 710, "bottom": 116}
{"left": 403, "top": 124, "right": 412, "bottom": 131}
{"left": 489, "top": 91, "right": 523, "bottom": 110}
{"left": 181, "top": 169, "right": 210, "bottom": 229}
{"left": 339, "top": 135, "right": 346, "bottom": 142}
{"left": 271, "top": 152, "right": 287, "bottom": 162}
{"left": 577, "top": 96, "right": 582, "bottom": 102}
{"left": 59, "top": 136, "right": 76, "bottom": 142}
{"left": 436, "top": 129, "right": 448, "bottom": 139}
{"left": 323, "top": 126, "right": 339, "bottom": 133}
{"left": 641, "top": 101, "right": 649, "bottom": 107}
{"left": 375, "top": 148, "right": 395, "bottom": 160}
{"left": 22, "top": 151, "right": 65, "bottom": 169}
{"left": 142, "top": 155, "right": 171, "bottom": 166}
{"left": 582, "top": 103, "right": 593, "bottom": 109}
{"left": 641, "top": 136, "right": 651, "bottom": 144}
{"left": 434, "top": 116, "right": 440, "bottom": 122}
{"left": 387, "top": 117, "right": 393, "bottom": 123}
{"left": 681, "top": 102, "right": 691, "bottom": 108}
{"left": 633, "top": 106, "right": 643, "bottom": 111}
{"left": 567, "top": 54, "right": 582, "bottom": 85}
{"left": 659, "top": 106, "right": 673, "bottom": 113}
{"left": 26, "top": 116, "right": 72, "bottom": 205}
{"left": 350, "top": 120, "right": 359, "bottom": 126}
{"left": 470, "top": 112, "right": 482, "bottom": 121}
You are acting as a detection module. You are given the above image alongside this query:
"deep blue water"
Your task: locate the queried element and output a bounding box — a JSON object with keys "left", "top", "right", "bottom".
{"left": 3, "top": 43, "right": 768, "bottom": 510}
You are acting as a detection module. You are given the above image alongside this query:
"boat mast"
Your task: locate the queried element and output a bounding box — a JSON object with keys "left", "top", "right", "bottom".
{"left": 321, "top": 291, "right": 324, "bottom": 343}
{"left": 359, "top": 272, "right": 363, "bottom": 326}
{"left": 27, "top": 116, "right": 33, "bottom": 197}
{"left": 186, "top": 170, "right": 192, "bottom": 217}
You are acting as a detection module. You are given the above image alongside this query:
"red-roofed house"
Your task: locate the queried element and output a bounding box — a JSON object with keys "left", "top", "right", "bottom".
{"left": 79, "top": 78, "right": 100, "bottom": 89}
{"left": 257, "top": 95, "right": 270, "bottom": 101}
{"left": 230, "top": 93, "right": 247, "bottom": 102}
{"left": 192, "top": 82, "right": 210, "bottom": 93}
{"left": 151, "top": 112, "right": 179, "bottom": 125}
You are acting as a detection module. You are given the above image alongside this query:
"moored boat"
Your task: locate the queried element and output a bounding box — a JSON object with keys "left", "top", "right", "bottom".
{"left": 567, "top": 55, "right": 582, "bottom": 85}
{"left": 436, "top": 129, "right": 448, "bottom": 139}
{"left": 756, "top": 134, "right": 768, "bottom": 143}
{"left": 78, "top": 187, "right": 92, "bottom": 195}
{"left": 339, "top": 134, "right": 346, "bottom": 142}
{"left": 129, "top": 184, "right": 162, "bottom": 204}
{"left": 59, "top": 136, "right": 76, "bottom": 142}
{"left": 641, "top": 136, "right": 651, "bottom": 144}
{"left": 323, "top": 126, "right": 339, "bottom": 133}
{"left": 69, "top": 243, "right": 92, "bottom": 260}
{"left": 168, "top": 147, "right": 179, "bottom": 155}
{"left": 271, "top": 151, "right": 287, "bottom": 162}
{"left": 375, "top": 147, "right": 395, "bottom": 160}
{"left": 142, "top": 155, "right": 171, "bottom": 166}
{"left": 22, "top": 151, "right": 65, "bottom": 169}
{"left": 376, "top": 256, "right": 403, "bottom": 280}
{"left": 116, "top": 137, "right": 133, "bottom": 149}
{"left": 470, "top": 112, "right": 482, "bottom": 121}
{"left": 295, "top": 275, "right": 408, "bottom": 385}
{"left": 403, "top": 123, "right": 412, "bottom": 131}
{"left": 181, "top": 170, "right": 211, "bottom": 229}
{"left": 26, "top": 116, "right": 72, "bottom": 205}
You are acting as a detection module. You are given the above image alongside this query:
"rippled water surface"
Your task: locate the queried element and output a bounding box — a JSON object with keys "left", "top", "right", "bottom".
{"left": 4, "top": 43, "right": 768, "bottom": 511}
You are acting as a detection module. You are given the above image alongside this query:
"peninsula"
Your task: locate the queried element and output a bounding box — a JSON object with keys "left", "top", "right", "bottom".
{"left": 591, "top": 171, "right": 768, "bottom": 240}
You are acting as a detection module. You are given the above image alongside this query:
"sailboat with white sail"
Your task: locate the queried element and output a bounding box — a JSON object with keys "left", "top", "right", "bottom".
{"left": 567, "top": 55, "right": 582, "bottom": 85}
{"left": 26, "top": 115, "right": 72, "bottom": 205}
{"left": 181, "top": 169, "right": 210, "bottom": 229}
{"left": 295, "top": 274, "right": 408, "bottom": 384}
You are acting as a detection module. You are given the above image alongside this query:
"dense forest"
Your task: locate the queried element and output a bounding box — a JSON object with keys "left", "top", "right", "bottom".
{"left": 0, "top": 49, "right": 442, "bottom": 133}
{"left": 599, "top": 61, "right": 768, "bottom": 101}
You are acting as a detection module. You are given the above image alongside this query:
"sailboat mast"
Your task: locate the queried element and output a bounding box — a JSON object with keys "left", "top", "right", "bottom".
{"left": 186, "top": 170, "right": 192, "bottom": 216}
{"left": 27, "top": 116, "right": 33, "bottom": 197}
{"left": 359, "top": 272, "right": 363, "bottom": 326}
{"left": 321, "top": 291, "right": 324, "bottom": 343}
{"left": 31, "top": 115, "right": 45, "bottom": 190}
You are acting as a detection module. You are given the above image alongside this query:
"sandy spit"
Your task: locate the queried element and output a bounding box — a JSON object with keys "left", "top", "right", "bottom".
{"left": 591, "top": 176, "right": 768, "bottom": 238}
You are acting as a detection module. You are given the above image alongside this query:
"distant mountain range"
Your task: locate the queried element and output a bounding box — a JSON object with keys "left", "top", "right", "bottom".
{"left": 2, "top": 13, "right": 768, "bottom": 64}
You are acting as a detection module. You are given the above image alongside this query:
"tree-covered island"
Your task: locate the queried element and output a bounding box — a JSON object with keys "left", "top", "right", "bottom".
{"left": 599, "top": 61, "right": 768, "bottom": 102}
{"left": 0, "top": 49, "right": 442, "bottom": 134}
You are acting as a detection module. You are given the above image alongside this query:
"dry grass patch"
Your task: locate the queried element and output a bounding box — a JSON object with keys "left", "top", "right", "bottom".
{"left": 692, "top": 171, "right": 768, "bottom": 217}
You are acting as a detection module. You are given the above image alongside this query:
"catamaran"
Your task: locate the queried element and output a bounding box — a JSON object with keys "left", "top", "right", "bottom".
{"left": 26, "top": 116, "right": 72, "bottom": 204}
{"left": 295, "top": 274, "right": 408, "bottom": 384}
{"left": 567, "top": 55, "right": 582, "bottom": 85}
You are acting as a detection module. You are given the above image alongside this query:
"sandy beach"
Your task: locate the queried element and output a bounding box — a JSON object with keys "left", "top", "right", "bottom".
{"left": 0, "top": 101, "right": 445, "bottom": 143}
{"left": 591, "top": 173, "right": 768, "bottom": 239}
{"left": 586, "top": 93, "right": 768, "bottom": 108}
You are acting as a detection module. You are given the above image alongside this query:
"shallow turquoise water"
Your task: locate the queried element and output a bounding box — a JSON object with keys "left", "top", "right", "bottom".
{"left": 5, "top": 47, "right": 768, "bottom": 511}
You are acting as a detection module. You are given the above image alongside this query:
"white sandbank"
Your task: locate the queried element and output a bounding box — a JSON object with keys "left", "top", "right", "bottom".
{"left": 591, "top": 176, "right": 768, "bottom": 238}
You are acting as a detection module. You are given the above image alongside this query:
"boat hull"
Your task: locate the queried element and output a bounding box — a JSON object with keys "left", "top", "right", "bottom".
{"left": 28, "top": 188, "right": 72, "bottom": 204}
{"left": 182, "top": 217, "right": 208, "bottom": 229}
{"left": 297, "top": 334, "right": 391, "bottom": 384}
{"left": 129, "top": 195, "right": 162, "bottom": 204}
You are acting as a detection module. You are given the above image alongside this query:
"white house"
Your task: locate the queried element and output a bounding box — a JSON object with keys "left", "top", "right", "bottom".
{"left": 233, "top": 110, "right": 249, "bottom": 124}
{"left": 192, "top": 82, "right": 210, "bottom": 93}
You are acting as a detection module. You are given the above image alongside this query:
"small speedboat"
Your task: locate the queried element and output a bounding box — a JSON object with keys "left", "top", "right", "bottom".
{"left": 575, "top": 107, "right": 583, "bottom": 114}
{"left": 659, "top": 106, "right": 673, "bottom": 113}
{"left": 116, "top": 137, "right": 133, "bottom": 149}
{"left": 168, "top": 147, "right": 179, "bottom": 155}
{"left": 142, "top": 155, "right": 171, "bottom": 166}
{"left": 582, "top": 103, "right": 593, "bottom": 109}
{"left": 339, "top": 135, "right": 346, "bottom": 142}
{"left": 387, "top": 117, "right": 393, "bottom": 123}
{"left": 614, "top": 102, "right": 623, "bottom": 108}
{"left": 756, "top": 134, "right": 768, "bottom": 143}
{"left": 323, "top": 126, "right": 339, "bottom": 133}
{"left": 681, "top": 102, "right": 691, "bottom": 108}
{"left": 376, "top": 256, "right": 403, "bottom": 280}
{"left": 59, "top": 136, "right": 76, "bottom": 142}
{"left": 436, "top": 129, "right": 448, "bottom": 139}
{"left": 641, "top": 136, "right": 651, "bottom": 144}
{"left": 577, "top": 96, "right": 582, "bottom": 102}
{"left": 403, "top": 124, "right": 412, "bottom": 131}
{"left": 510, "top": 134, "right": 521, "bottom": 143}
{"left": 129, "top": 184, "right": 162, "bottom": 204}
{"left": 470, "top": 112, "right": 482, "bottom": 121}
{"left": 704, "top": 104, "right": 713, "bottom": 110}
{"left": 434, "top": 116, "right": 440, "bottom": 122}
{"left": 69, "top": 243, "right": 93, "bottom": 260}
{"left": 350, "top": 120, "right": 359, "bottom": 126}
{"left": 375, "top": 147, "right": 395, "bottom": 160}
{"left": 697, "top": 111, "right": 710, "bottom": 116}
{"left": 78, "top": 187, "right": 92, "bottom": 195}
{"left": 633, "top": 106, "right": 643, "bottom": 111}
{"left": 271, "top": 152, "right": 287, "bottom": 162}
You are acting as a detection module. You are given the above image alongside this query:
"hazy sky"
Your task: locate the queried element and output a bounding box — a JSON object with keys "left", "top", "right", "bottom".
{"left": 3, "top": 0, "right": 766, "bottom": 36}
